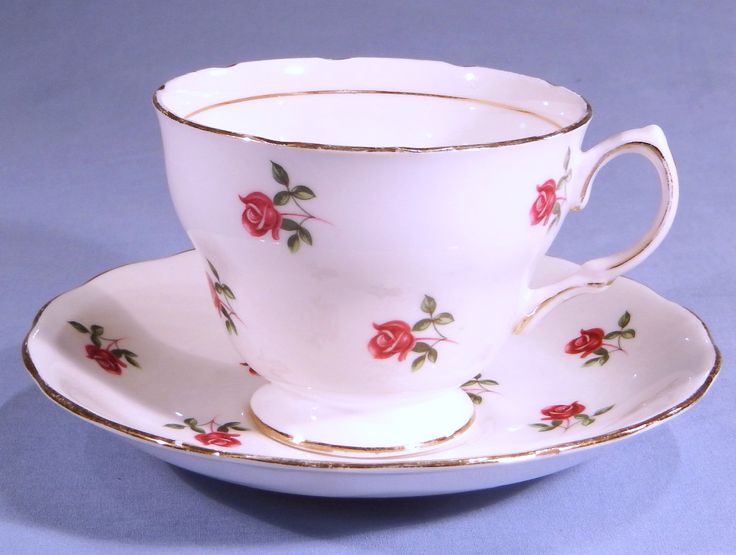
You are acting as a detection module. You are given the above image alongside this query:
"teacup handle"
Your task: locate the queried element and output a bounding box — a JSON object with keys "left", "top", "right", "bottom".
{"left": 514, "top": 125, "right": 679, "bottom": 333}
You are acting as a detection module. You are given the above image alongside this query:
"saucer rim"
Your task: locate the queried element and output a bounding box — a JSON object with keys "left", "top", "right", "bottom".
{"left": 21, "top": 250, "right": 722, "bottom": 471}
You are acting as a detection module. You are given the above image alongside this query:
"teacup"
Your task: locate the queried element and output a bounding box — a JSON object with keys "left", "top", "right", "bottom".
{"left": 154, "top": 58, "right": 677, "bottom": 457}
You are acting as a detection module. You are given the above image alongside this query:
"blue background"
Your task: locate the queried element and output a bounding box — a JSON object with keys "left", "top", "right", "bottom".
{"left": 1, "top": 1, "right": 733, "bottom": 553}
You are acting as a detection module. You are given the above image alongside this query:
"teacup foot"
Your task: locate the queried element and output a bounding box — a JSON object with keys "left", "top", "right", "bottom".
{"left": 249, "top": 384, "right": 475, "bottom": 458}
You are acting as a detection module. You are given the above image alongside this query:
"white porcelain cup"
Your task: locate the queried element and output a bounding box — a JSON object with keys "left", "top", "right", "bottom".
{"left": 154, "top": 58, "right": 678, "bottom": 457}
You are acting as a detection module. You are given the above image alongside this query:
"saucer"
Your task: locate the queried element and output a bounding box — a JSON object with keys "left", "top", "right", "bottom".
{"left": 22, "top": 251, "right": 720, "bottom": 497}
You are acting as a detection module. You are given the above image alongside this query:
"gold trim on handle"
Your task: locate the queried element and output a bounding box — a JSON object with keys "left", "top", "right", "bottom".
{"left": 513, "top": 281, "right": 613, "bottom": 335}
{"left": 21, "top": 251, "right": 720, "bottom": 470}
{"left": 517, "top": 141, "right": 676, "bottom": 333}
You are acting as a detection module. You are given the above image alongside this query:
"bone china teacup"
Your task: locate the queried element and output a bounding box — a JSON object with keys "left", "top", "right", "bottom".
{"left": 154, "top": 58, "right": 678, "bottom": 457}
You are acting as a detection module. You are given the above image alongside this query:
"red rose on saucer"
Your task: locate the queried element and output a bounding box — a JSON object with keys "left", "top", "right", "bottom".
{"left": 85, "top": 344, "right": 127, "bottom": 375}
{"left": 194, "top": 431, "right": 242, "bottom": 447}
{"left": 239, "top": 192, "right": 283, "bottom": 239}
{"left": 530, "top": 179, "right": 557, "bottom": 225}
{"left": 541, "top": 402, "right": 586, "bottom": 421}
{"left": 368, "top": 320, "right": 416, "bottom": 361}
{"left": 564, "top": 328, "right": 605, "bottom": 357}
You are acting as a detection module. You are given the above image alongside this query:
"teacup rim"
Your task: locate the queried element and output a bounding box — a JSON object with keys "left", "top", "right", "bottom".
{"left": 152, "top": 57, "right": 593, "bottom": 153}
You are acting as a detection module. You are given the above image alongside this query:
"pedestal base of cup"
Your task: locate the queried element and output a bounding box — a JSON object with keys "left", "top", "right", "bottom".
{"left": 249, "top": 384, "right": 475, "bottom": 458}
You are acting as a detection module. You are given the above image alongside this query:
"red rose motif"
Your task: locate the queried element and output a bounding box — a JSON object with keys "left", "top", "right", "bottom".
{"left": 194, "top": 431, "right": 242, "bottom": 447}
{"left": 85, "top": 344, "right": 127, "bottom": 375}
{"left": 206, "top": 274, "right": 223, "bottom": 313}
{"left": 368, "top": 320, "right": 416, "bottom": 361}
{"left": 541, "top": 402, "right": 586, "bottom": 421}
{"left": 564, "top": 328, "right": 605, "bottom": 358}
{"left": 239, "top": 192, "right": 283, "bottom": 240}
{"left": 530, "top": 179, "right": 558, "bottom": 225}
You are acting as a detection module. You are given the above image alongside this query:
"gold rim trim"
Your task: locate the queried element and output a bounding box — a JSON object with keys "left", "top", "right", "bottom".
{"left": 21, "top": 251, "right": 721, "bottom": 470}
{"left": 152, "top": 65, "right": 593, "bottom": 153}
{"left": 250, "top": 409, "right": 475, "bottom": 456}
{"left": 182, "top": 89, "right": 564, "bottom": 130}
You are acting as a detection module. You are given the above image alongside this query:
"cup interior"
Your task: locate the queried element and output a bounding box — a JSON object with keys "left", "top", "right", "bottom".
{"left": 155, "top": 58, "right": 590, "bottom": 150}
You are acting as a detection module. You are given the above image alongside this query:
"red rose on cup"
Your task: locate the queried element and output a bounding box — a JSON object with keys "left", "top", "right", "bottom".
{"left": 564, "top": 328, "right": 605, "bottom": 357}
{"left": 530, "top": 179, "right": 558, "bottom": 225}
{"left": 85, "top": 344, "right": 127, "bottom": 375}
{"left": 368, "top": 320, "right": 416, "bottom": 361}
{"left": 239, "top": 192, "right": 283, "bottom": 239}
{"left": 541, "top": 402, "right": 586, "bottom": 421}
{"left": 194, "top": 431, "right": 242, "bottom": 447}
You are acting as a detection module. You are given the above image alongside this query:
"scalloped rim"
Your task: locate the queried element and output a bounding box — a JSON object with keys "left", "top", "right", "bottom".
{"left": 21, "top": 251, "right": 720, "bottom": 470}
{"left": 153, "top": 57, "right": 593, "bottom": 153}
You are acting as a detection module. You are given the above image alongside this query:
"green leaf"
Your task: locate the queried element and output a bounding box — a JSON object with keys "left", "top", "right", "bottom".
{"left": 225, "top": 319, "right": 236, "bottom": 335}
{"left": 593, "top": 405, "right": 614, "bottom": 416}
{"left": 90, "top": 325, "right": 104, "bottom": 337}
{"left": 604, "top": 331, "right": 621, "bottom": 340}
{"left": 468, "top": 393, "right": 483, "bottom": 405}
{"left": 593, "top": 348, "right": 608, "bottom": 356}
{"left": 473, "top": 373, "right": 481, "bottom": 380}
{"left": 164, "top": 423, "right": 186, "bottom": 429}
{"left": 184, "top": 418, "right": 205, "bottom": 433}
{"left": 207, "top": 260, "right": 220, "bottom": 281}
{"left": 574, "top": 413, "right": 590, "bottom": 421}
{"left": 427, "top": 348, "right": 438, "bottom": 363}
{"left": 273, "top": 190, "right": 291, "bottom": 206}
{"left": 280, "top": 218, "right": 299, "bottom": 231}
{"left": 214, "top": 283, "right": 223, "bottom": 294}
{"left": 461, "top": 378, "right": 477, "bottom": 387}
{"left": 125, "top": 355, "right": 141, "bottom": 368}
{"left": 68, "top": 321, "right": 89, "bottom": 334}
{"left": 598, "top": 355, "right": 608, "bottom": 366}
{"left": 91, "top": 335, "right": 102, "bottom": 348}
{"left": 412, "top": 319, "right": 432, "bottom": 332}
{"left": 217, "top": 422, "right": 240, "bottom": 432}
{"left": 412, "top": 342, "right": 431, "bottom": 353}
{"left": 222, "top": 285, "right": 235, "bottom": 300}
{"left": 110, "top": 349, "right": 124, "bottom": 357}
{"left": 530, "top": 423, "right": 550, "bottom": 430}
{"left": 291, "top": 185, "right": 316, "bottom": 200}
{"left": 220, "top": 306, "right": 229, "bottom": 318}
{"left": 618, "top": 311, "right": 631, "bottom": 329}
{"left": 480, "top": 379, "right": 499, "bottom": 386}
{"left": 420, "top": 295, "right": 437, "bottom": 314}
{"left": 287, "top": 234, "right": 300, "bottom": 253}
{"left": 564, "top": 148, "right": 571, "bottom": 170}
{"left": 552, "top": 203, "right": 561, "bottom": 215}
{"left": 557, "top": 173, "right": 570, "bottom": 190}
{"left": 229, "top": 424, "right": 248, "bottom": 431}
{"left": 434, "top": 312, "right": 454, "bottom": 325}
{"left": 620, "top": 329, "right": 636, "bottom": 339}
{"left": 271, "top": 161, "right": 289, "bottom": 186}
{"left": 582, "top": 357, "right": 601, "bottom": 367}
{"left": 549, "top": 420, "right": 563, "bottom": 427}
{"left": 298, "top": 226, "right": 313, "bottom": 245}
{"left": 411, "top": 355, "right": 426, "bottom": 372}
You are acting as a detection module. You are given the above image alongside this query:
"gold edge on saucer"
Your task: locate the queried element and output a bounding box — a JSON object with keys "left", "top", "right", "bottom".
{"left": 249, "top": 409, "right": 475, "bottom": 457}
{"left": 20, "top": 251, "right": 722, "bottom": 471}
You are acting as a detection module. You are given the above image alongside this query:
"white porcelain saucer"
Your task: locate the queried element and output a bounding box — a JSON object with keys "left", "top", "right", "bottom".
{"left": 22, "top": 251, "right": 719, "bottom": 497}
